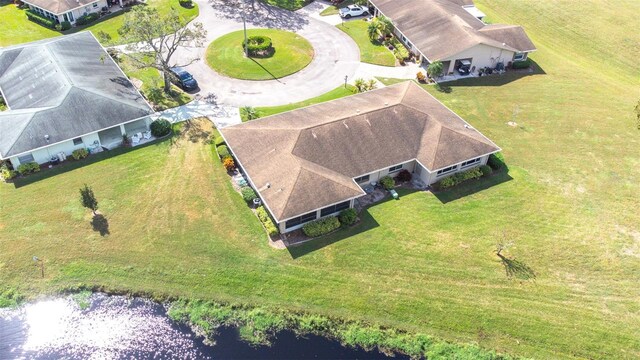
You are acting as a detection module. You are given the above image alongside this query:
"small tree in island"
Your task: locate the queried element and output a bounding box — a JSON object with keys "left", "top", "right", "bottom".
{"left": 80, "top": 184, "right": 99, "bottom": 215}
{"left": 118, "top": 6, "right": 207, "bottom": 93}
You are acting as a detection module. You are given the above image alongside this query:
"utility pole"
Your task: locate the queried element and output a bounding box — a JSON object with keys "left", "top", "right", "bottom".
{"left": 242, "top": 0, "right": 248, "bottom": 57}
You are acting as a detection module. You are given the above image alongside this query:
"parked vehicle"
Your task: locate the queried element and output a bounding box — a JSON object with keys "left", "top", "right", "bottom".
{"left": 456, "top": 59, "right": 472, "bottom": 76}
{"left": 339, "top": 4, "right": 369, "bottom": 18}
{"left": 169, "top": 67, "right": 198, "bottom": 91}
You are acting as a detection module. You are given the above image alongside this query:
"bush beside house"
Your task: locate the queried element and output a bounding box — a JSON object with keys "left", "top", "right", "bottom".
{"left": 437, "top": 167, "right": 483, "bottom": 189}
{"left": 72, "top": 148, "right": 89, "bottom": 160}
{"left": 17, "top": 162, "right": 40, "bottom": 176}
{"left": 0, "top": 166, "right": 17, "bottom": 182}
{"left": 303, "top": 216, "right": 340, "bottom": 237}
{"left": 339, "top": 208, "right": 357, "bottom": 226}
{"left": 256, "top": 206, "right": 279, "bottom": 236}
{"left": 216, "top": 145, "right": 230, "bottom": 160}
{"left": 487, "top": 152, "right": 506, "bottom": 171}
{"left": 26, "top": 10, "right": 56, "bottom": 28}
{"left": 379, "top": 176, "right": 395, "bottom": 190}
{"left": 241, "top": 187, "right": 257, "bottom": 202}
{"left": 150, "top": 119, "right": 172, "bottom": 137}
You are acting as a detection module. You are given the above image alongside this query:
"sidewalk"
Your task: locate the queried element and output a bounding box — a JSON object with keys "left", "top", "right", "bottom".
{"left": 152, "top": 101, "right": 241, "bottom": 128}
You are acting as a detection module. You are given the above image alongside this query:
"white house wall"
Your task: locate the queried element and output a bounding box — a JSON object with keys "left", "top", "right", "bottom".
{"left": 442, "top": 44, "right": 515, "bottom": 74}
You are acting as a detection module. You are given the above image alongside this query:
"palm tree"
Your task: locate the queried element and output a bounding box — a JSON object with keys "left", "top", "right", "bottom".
{"left": 367, "top": 21, "right": 380, "bottom": 41}
{"left": 427, "top": 61, "right": 444, "bottom": 80}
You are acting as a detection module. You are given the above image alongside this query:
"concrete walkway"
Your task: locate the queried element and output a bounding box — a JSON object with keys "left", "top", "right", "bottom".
{"left": 152, "top": 101, "right": 241, "bottom": 128}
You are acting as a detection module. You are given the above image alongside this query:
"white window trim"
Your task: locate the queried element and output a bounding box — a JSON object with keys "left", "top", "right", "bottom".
{"left": 388, "top": 164, "right": 403, "bottom": 173}
{"left": 436, "top": 165, "right": 458, "bottom": 177}
{"left": 460, "top": 157, "right": 481, "bottom": 169}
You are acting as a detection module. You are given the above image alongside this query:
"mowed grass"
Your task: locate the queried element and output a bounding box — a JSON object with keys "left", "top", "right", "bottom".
{"left": 1, "top": 1, "right": 640, "bottom": 360}
{"left": 206, "top": 29, "right": 314, "bottom": 81}
{"left": 337, "top": 19, "right": 396, "bottom": 66}
{"left": 0, "top": 0, "right": 198, "bottom": 47}
{"left": 261, "top": 0, "right": 310, "bottom": 11}
{"left": 242, "top": 85, "right": 357, "bottom": 120}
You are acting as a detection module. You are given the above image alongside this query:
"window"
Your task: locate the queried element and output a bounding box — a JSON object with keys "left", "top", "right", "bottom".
{"left": 285, "top": 211, "right": 317, "bottom": 229}
{"left": 73, "top": 137, "right": 83, "bottom": 146}
{"left": 320, "top": 200, "right": 350, "bottom": 217}
{"left": 354, "top": 174, "right": 370, "bottom": 184}
{"left": 18, "top": 154, "right": 35, "bottom": 164}
{"left": 388, "top": 164, "right": 403, "bottom": 173}
{"left": 436, "top": 165, "right": 457, "bottom": 177}
{"left": 460, "top": 157, "right": 481, "bottom": 168}
{"left": 514, "top": 52, "right": 527, "bottom": 61}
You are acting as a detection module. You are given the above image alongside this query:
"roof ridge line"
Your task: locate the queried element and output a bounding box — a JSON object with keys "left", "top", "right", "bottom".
{"left": 3, "top": 112, "right": 37, "bottom": 158}
{"left": 74, "top": 86, "right": 151, "bottom": 113}
{"left": 302, "top": 103, "right": 403, "bottom": 132}
{"left": 43, "top": 43, "right": 74, "bottom": 87}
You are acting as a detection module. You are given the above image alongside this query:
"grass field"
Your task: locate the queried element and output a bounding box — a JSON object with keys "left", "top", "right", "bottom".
{"left": 337, "top": 19, "right": 396, "bottom": 66}
{"left": 241, "top": 85, "right": 356, "bottom": 120}
{"left": 261, "top": 0, "right": 310, "bottom": 11}
{"left": 206, "top": 29, "right": 314, "bottom": 81}
{"left": 1, "top": 1, "right": 639, "bottom": 359}
{"left": 0, "top": 0, "right": 198, "bottom": 47}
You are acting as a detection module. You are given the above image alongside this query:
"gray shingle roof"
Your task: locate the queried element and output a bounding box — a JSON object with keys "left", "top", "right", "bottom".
{"left": 221, "top": 82, "right": 500, "bottom": 222}
{"left": 369, "top": 0, "right": 536, "bottom": 61}
{"left": 0, "top": 32, "right": 152, "bottom": 159}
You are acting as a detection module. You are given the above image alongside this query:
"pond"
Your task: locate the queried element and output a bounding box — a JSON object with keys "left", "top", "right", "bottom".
{"left": 0, "top": 293, "right": 408, "bottom": 359}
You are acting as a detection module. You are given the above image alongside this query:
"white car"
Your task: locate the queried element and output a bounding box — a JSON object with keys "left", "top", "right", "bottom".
{"left": 339, "top": 5, "right": 369, "bottom": 18}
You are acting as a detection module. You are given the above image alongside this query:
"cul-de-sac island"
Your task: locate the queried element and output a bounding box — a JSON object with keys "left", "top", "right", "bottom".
{"left": 0, "top": 0, "right": 638, "bottom": 359}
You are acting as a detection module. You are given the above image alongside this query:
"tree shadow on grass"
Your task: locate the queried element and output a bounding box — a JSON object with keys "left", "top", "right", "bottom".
{"left": 498, "top": 254, "right": 536, "bottom": 280}
{"left": 286, "top": 207, "right": 380, "bottom": 259}
{"left": 91, "top": 214, "right": 110, "bottom": 236}
{"left": 432, "top": 169, "right": 513, "bottom": 204}
{"left": 248, "top": 56, "right": 283, "bottom": 83}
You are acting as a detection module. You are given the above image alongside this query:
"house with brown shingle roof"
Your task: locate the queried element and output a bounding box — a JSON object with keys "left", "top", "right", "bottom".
{"left": 21, "top": 0, "right": 119, "bottom": 26}
{"left": 220, "top": 82, "right": 500, "bottom": 233}
{"left": 369, "top": 0, "right": 536, "bottom": 76}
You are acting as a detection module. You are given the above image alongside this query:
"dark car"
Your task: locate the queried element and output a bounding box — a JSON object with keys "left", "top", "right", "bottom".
{"left": 170, "top": 67, "right": 198, "bottom": 91}
{"left": 456, "top": 59, "right": 472, "bottom": 76}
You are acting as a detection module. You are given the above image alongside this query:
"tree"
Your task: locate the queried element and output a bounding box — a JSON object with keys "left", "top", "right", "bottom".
{"left": 80, "top": 184, "right": 99, "bottom": 215}
{"left": 376, "top": 15, "right": 394, "bottom": 37}
{"left": 118, "top": 6, "right": 207, "bottom": 93}
{"left": 427, "top": 60, "right": 444, "bottom": 79}
{"left": 367, "top": 21, "right": 380, "bottom": 40}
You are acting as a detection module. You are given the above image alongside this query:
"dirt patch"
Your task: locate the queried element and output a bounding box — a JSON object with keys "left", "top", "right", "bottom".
{"left": 617, "top": 225, "right": 640, "bottom": 258}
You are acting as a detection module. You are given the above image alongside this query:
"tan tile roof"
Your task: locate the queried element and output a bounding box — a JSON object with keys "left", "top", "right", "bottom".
{"left": 370, "top": 0, "right": 536, "bottom": 60}
{"left": 221, "top": 82, "right": 499, "bottom": 222}
{"left": 23, "top": 0, "right": 99, "bottom": 15}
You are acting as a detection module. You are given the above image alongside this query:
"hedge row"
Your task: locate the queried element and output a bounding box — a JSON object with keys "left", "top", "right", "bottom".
{"left": 511, "top": 59, "right": 531, "bottom": 69}
{"left": 302, "top": 216, "right": 341, "bottom": 237}
{"left": 338, "top": 208, "right": 357, "bottom": 226}
{"left": 26, "top": 10, "right": 56, "bottom": 28}
{"left": 438, "top": 167, "right": 483, "bottom": 189}
{"left": 216, "top": 145, "right": 229, "bottom": 159}
{"left": 244, "top": 35, "right": 273, "bottom": 56}
{"left": 17, "top": 162, "right": 40, "bottom": 176}
{"left": 487, "top": 152, "right": 506, "bottom": 170}
{"left": 256, "top": 206, "right": 279, "bottom": 236}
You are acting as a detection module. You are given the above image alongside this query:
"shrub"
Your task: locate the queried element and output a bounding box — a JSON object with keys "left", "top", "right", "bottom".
{"left": 75, "top": 12, "right": 99, "bottom": 26}
{"left": 0, "top": 166, "right": 17, "bottom": 181}
{"left": 256, "top": 206, "right": 279, "bottom": 236}
{"left": 438, "top": 176, "right": 456, "bottom": 189}
{"left": 303, "top": 216, "right": 340, "bottom": 238}
{"left": 217, "top": 145, "right": 229, "bottom": 159}
{"left": 150, "top": 119, "right": 172, "bottom": 137}
{"left": 379, "top": 176, "right": 395, "bottom": 190}
{"left": 511, "top": 59, "right": 531, "bottom": 69}
{"left": 244, "top": 35, "right": 273, "bottom": 57}
{"left": 25, "top": 10, "right": 56, "bottom": 28}
{"left": 437, "top": 167, "right": 483, "bottom": 189}
{"left": 339, "top": 208, "right": 357, "bottom": 226}
{"left": 487, "top": 152, "right": 505, "bottom": 171}
{"left": 241, "top": 187, "right": 257, "bottom": 202}
{"left": 17, "top": 162, "right": 40, "bottom": 175}
{"left": 479, "top": 165, "right": 493, "bottom": 177}
{"left": 72, "top": 148, "right": 89, "bottom": 160}
{"left": 395, "top": 169, "right": 412, "bottom": 182}
{"left": 213, "top": 133, "right": 225, "bottom": 146}
{"left": 223, "top": 157, "right": 235, "bottom": 171}
{"left": 60, "top": 21, "right": 71, "bottom": 31}
{"left": 416, "top": 72, "right": 426, "bottom": 83}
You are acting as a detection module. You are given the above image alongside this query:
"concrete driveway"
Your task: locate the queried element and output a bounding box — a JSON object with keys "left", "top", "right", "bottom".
{"left": 176, "top": 0, "right": 361, "bottom": 107}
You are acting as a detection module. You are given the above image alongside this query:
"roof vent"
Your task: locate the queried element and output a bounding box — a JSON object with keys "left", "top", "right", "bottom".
{"left": 44, "top": 135, "right": 50, "bottom": 142}
{"left": 464, "top": 124, "right": 473, "bottom": 129}
{"left": 311, "top": 131, "right": 317, "bottom": 139}
{"left": 356, "top": 109, "right": 360, "bottom": 114}
{"left": 384, "top": 102, "right": 389, "bottom": 106}
{"left": 343, "top": 121, "right": 349, "bottom": 129}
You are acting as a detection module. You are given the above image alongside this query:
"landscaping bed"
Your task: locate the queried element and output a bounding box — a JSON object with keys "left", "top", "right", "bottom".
{"left": 337, "top": 20, "right": 396, "bottom": 67}
{"left": 206, "top": 29, "right": 314, "bottom": 81}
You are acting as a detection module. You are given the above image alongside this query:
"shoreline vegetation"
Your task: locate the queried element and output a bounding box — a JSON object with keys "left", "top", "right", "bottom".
{"left": 0, "top": 287, "right": 520, "bottom": 360}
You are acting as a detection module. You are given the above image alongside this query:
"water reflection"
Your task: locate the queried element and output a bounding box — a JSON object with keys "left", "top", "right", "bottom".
{"left": 0, "top": 294, "right": 406, "bottom": 360}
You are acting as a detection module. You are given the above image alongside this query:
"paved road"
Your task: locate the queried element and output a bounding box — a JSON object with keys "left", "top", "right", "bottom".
{"left": 176, "top": 0, "right": 361, "bottom": 107}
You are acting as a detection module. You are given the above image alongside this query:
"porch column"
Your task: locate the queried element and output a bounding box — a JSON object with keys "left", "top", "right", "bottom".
{"left": 119, "top": 124, "right": 126, "bottom": 136}
{"left": 119, "top": 0, "right": 123, "bottom": 7}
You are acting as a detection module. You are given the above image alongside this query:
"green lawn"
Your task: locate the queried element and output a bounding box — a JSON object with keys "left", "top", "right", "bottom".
{"left": 118, "top": 54, "right": 191, "bottom": 111}
{"left": 206, "top": 29, "right": 314, "bottom": 81}
{"left": 261, "top": 0, "right": 311, "bottom": 11}
{"left": 1, "top": 1, "right": 640, "bottom": 359}
{"left": 241, "top": 85, "right": 357, "bottom": 121}
{"left": 337, "top": 20, "right": 396, "bottom": 66}
{"left": 320, "top": 0, "right": 356, "bottom": 16}
{"left": 0, "top": 0, "right": 198, "bottom": 47}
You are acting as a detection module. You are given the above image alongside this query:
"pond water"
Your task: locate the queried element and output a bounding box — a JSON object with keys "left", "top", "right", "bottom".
{"left": 0, "top": 294, "right": 408, "bottom": 359}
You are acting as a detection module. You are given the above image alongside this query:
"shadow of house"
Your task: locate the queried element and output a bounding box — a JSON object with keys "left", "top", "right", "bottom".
{"left": 91, "top": 214, "right": 110, "bottom": 236}
{"left": 433, "top": 169, "right": 513, "bottom": 204}
{"left": 11, "top": 136, "right": 172, "bottom": 188}
{"left": 208, "top": 0, "right": 309, "bottom": 31}
{"left": 286, "top": 207, "right": 380, "bottom": 259}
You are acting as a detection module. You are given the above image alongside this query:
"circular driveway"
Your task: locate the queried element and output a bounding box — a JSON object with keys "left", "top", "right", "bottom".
{"left": 175, "top": 0, "right": 360, "bottom": 107}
